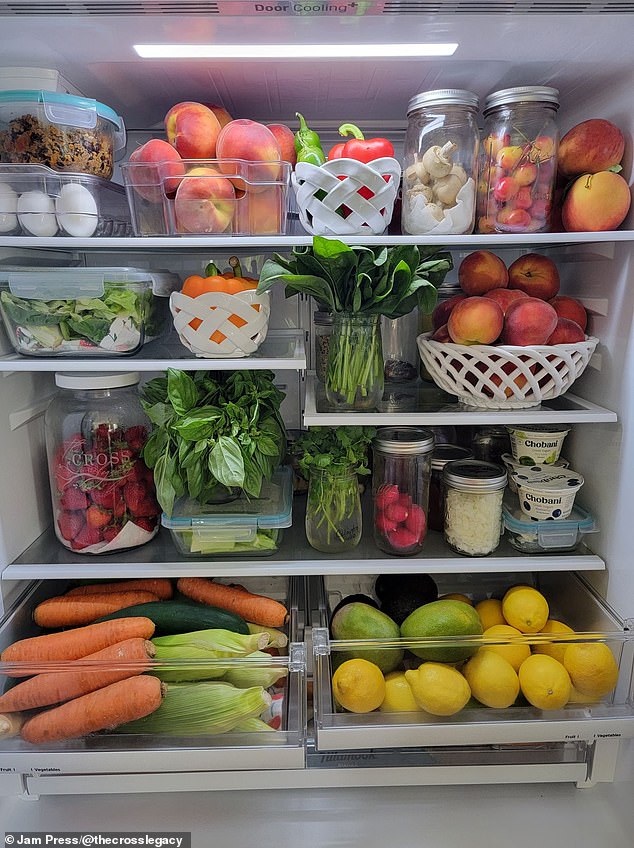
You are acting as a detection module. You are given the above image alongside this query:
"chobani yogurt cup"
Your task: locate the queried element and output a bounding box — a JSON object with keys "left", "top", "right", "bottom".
{"left": 506, "top": 424, "right": 571, "bottom": 465}
{"left": 502, "top": 453, "right": 570, "bottom": 493}
{"left": 511, "top": 465, "right": 584, "bottom": 520}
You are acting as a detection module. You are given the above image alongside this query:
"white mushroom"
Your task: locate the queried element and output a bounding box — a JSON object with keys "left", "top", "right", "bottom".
{"left": 433, "top": 173, "right": 464, "bottom": 207}
{"left": 404, "top": 161, "right": 430, "bottom": 185}
{"left": 407, "top": 184, "right": 434, "bottom": 203}
{"left": 450, "top": 164, "right": 468, "bottom": 186}
{"left": 421, "top": 141, "right": 457, "bottom": 179}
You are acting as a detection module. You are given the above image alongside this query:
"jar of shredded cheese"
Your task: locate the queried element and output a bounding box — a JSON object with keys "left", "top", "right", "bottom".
{"left": 442, "top": 459, "right": 507, "bottom": 556}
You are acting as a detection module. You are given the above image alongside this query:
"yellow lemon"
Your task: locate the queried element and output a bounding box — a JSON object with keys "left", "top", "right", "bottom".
{"left": 405, "top": 663, "right": 471, "bottom": 716}
{"left": 439, "top": 593, "right": 473, "bottom": 606}
{"left": 563, "top": 643, "right": 619, "bottom": 698}
{"left": 518, "top": 654, "right": 571, "bottom": 710}
{"left": 475, "top": 598, "right": 506, "bottom": 630}
{"left": 332, "top": 658, "right": 386, "bottom": 713}
{"left": 532, "top": 619, "right": 576, "bottom": 664}
{"left": 502, "top": 586, "right": 549, "bottom": 633}
{"left": 503, "top": 584, "right": 534, "bottom": 597}
{"left": 463, "top": 649, "right": 520, "bottom": 708}
{"left": 482, "top": 624, "right": 531, "bottom": 671}
{"left": 379, "top": 671, "right": 419, "bottom": 713}
{"left": 567, "top": 684, "right": 601, "bottom": 705}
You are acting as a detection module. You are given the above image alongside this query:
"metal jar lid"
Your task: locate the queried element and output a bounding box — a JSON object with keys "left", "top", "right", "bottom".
{"left": 373, "top": 426, "right": 435, "bottom": 455}
{"left": 55, "top": 372, "right": 140, "bottom": 390}
{"left": 436, "top": 282, "right": 463, "bottom": 301}
{"left": 431, "top": 444, "right": 473, "bottom": 472}
{"left": 484, "top": 86, "right": 560, "bottom": 114}
{"left": 408, "top": 89, "right": 479, "bottom": 115}
{"left": 314, "top": 310, "right": 333, "bottom": 326}
{"left": 443, "top": 459, "right": 507, "bottom": 492}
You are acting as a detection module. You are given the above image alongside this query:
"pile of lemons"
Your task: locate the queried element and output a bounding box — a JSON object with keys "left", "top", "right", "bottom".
{"left": 331, "top": 585, "right": 620, "bottom": 716}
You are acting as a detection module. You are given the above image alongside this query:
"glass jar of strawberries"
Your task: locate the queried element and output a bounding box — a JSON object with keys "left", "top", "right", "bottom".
{"left": 476, "top": 86, "right": 560, "bottom": 234}
{"left": 372, "top": 427, "right": 434, "bottom": 556}
{"left": 45, "top": 372, "right": 160, "bottom": 554}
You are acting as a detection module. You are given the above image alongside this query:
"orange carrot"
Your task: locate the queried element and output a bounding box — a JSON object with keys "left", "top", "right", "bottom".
{"left": 1, "top": 618, "right": 155, "bottom": 668}
{"left": 0, "top": 638, "right": 155, "bottom": 712}
{"left": 33, "top": 591, "right": 160, "bottom": 629}
{"left": 66, "top": 579, "right": 173, "bottom": 600}
{"left": 20, "top": 675, "right": 165, "bottom": 744}
{"left": 176, "top": 577, "right": 288, "bottom": 628}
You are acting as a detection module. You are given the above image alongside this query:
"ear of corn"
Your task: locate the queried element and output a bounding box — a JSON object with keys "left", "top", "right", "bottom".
{"left": 152, "top": 629, "right": 269, "bottom": 681}
{"left": 246, "top": 623, "right": 288, "bottom": 649}
{"left": 221, "top": 651, "right": 288, "bottom": 689}
{"left": 234, "top": 717, "right": 276, "bottom": 732}
{"left": 116, "top": 682, "right": 272, "bottom": 736}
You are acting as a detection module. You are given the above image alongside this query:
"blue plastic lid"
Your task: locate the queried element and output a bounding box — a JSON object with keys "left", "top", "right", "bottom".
{"left": 503, "top": 499, "right": 596, "bottom": 531}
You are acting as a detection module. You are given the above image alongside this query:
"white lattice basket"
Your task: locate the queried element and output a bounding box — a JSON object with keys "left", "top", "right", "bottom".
{"left": 292, "top": 157, "right": 401, "bottom": 236}
{"left": 170, "top": 289, "right": 270, "bottom": 358}
{"left": 417, "top": 332, "right": 599, "bottom": 409}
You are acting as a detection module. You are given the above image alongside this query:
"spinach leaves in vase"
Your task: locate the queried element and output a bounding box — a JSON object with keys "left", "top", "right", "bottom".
{"left": 141, "top": 369, "right": 286, "bottom": 517}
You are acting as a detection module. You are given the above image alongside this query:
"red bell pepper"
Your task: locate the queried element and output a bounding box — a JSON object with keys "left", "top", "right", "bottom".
{"left": 327, "top": 123, "right": 395, "bottom": 162}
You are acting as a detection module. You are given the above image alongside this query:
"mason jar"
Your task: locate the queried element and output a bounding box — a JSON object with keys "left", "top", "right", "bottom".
{"left": 402, "top": 89, "right": 479, "bottom": 235}
{"left": 305, "top": 465, "right": 362, "bottom": 553}
{"left": 313, "top": 309, "right": 333, "bottom": 383}
{"left": 45, "top": 372, "right": 159, "bottom": 554}
{"left": 476, "top": 86, "right": 560, "bottom": 234}
{"left": 428, "top": 444, "right": 474, "bottom": 533}
{"left": 419, "top": 281, "right": 463, "bottom": 381}
{"left": 382, "top": 309, "right": 420, "bottom": 384}
{"left": 443, "top": 460, "right": 507, "bottom": 556}
{"left": 373, "top": 426, "right": 435, "bottom": 556}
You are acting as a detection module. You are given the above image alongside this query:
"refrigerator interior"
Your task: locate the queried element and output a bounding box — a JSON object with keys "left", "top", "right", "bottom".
{"left": 0, "top": 0, "right": 634, "bottom": 805}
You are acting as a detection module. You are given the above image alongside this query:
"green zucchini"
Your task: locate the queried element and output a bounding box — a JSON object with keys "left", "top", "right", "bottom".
{"left": 96, "top": 600, "right": 249, "bottom": 636}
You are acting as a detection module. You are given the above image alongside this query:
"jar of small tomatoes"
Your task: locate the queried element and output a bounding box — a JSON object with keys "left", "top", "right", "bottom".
{"left": 372, "top": 427, "right": 434, "bottom": 556}
{"left": 476, "top": 86, "right": 560, "bottom": 234}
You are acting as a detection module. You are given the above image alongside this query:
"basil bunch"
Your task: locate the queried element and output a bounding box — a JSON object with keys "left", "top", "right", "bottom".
{"left": 141, "top": 369, "right": 286, "bottom": 517}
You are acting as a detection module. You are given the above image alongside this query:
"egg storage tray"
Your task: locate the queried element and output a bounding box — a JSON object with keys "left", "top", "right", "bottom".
{"left": 0, "top": 163, "right": 132, "bottom": 237}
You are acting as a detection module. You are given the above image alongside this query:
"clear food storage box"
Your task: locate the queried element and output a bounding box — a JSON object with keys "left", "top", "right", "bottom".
{"left": 0, "top": 90, "right": 126, "bottom": 179}
{"left": 162, "top": 466, "right": 293, "bottom": 558}
{"left": 121, "top": 158, "right": 291, "bottom": 237}
{"left": 0, "top": 164, "right": 132, "bottom": 237}
{"left": 503, "top": 496, "right": 597, "bottom": 553}
{"left": 0, "top": 266, "right": 178, "bottom": 357}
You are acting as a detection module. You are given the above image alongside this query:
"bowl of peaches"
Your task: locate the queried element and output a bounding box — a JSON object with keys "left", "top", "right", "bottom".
{"left": 417, "top": 250, "right": 598, "bottom": 409}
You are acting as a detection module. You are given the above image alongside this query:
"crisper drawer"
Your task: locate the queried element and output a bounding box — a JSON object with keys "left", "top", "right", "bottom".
{"left": 312, "top": 572, "right": 634, "bottom": 752}
{"left": 0, "top": 576, "right": 307, "bottom": 778}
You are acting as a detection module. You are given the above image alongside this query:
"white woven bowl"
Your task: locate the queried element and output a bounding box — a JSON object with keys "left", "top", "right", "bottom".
{"left": 170, "top": 289, "right": 270, "bottom": 358}
{"left": 292, "top": 156, "right": 401, "bottom": 236}
{"left": 417, "top": 332, "right": 599, "bottom": 409}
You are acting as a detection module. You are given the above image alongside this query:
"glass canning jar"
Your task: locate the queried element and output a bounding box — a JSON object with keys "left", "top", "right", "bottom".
{"left": 442, "top": 460, "right": 507, "bottom": 556}
{"left": 313, "top": 309, "right": 333, "bottom": 384}
{"left": 428, "top": 444, "right": 474, "bottom": 533}
{"left": 45, "top": 371, "right": 160, "bottom": 554}
{"left": 402, "top": 89, "right": 479, "bottom": 235}
{"left": 373, "top": 426, "right": 435, "bottom": 556}
{"left": 476, "top": 86, "right": 560, "bottom": 234}
{"left": 305, "top": 465, "right": 362, "bottom": 553}
{"left": 419, "top": 281, "right": 463, "bottom": 381}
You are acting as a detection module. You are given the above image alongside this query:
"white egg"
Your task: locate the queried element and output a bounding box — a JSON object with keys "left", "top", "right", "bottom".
{"left": 55, "top": 183, "right": 98, "bottom": 238}
{"left": 0, "top": 184, "right": 18, "bottom": 234}
{"left": 17, "top": 190, "right": 58, "bottom": 237}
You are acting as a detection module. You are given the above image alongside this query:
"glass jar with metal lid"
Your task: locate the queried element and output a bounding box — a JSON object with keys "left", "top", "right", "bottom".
{"left": 419, "top": 281, "right": 463, "bottom": 381}
{"left": 428, "top": 444, "right": 474, "bottom": 533}
{"left": 443, "top": 460, "right": 507, "bottom": 556}
{"left": 313, "top": 309, "right": 333, "bottom": 383}
{"left": 476, "top": 86, "right": 560, "bottom": 234}
{"left": 372, "top": 426, "right": 435, "bottom": 556}
{"left": 402, "top": 89, "right": 479, "bottom": 235}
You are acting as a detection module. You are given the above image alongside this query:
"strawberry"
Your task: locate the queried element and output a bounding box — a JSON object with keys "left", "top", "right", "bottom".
{"left": 130, "top": 497, "right": 160, "bottom": 518}
{"left": 125, "top": 425, "right": 148, "bottom": 452}
{"left": 86, "top": 505, "right": 112, "bottom": 529}
{"left": 71, "top": 524, "right": 103, "bottom": 550}
{"left": 89, "top": 482, "right": 118, "bottom": 508}
{"left": 60, "top": 486, "right": 89, "bottom": 511}
{"left": 123, "top": 481, "right": 146, "bottom": 514}
{"left": 78, "top": 462, "right": 111, "bottom": 491}
{"left": 58, "top": 510, "right": 85, "bottom": 541}
{"left": 133, "top": 516, "right": 158, "bottom": 533}
{"left": 112, "top": 493, "right": 127, "bottom": 518}
{"left": 102, "top": 525, "right": 122, "bottom": 543}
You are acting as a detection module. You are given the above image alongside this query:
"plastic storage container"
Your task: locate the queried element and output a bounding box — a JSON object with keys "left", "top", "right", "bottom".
{"left": 122, "top": 158, "right": 291, "bottom": 237}
{"left": 476, "top": 86, "right": 560, "bottom": 234}
{"left": 0, "top": 90, "right": 126, "bottom": 179}
{"left": 401, "top": 89, "right": 479, "bottom": 235}
{"left": 0, "top": 164, "right": 131, "bottom": 237}
{"left": 162, "top": 466, "right": 293, "bottom": 558}
{"left": 0, "top": 266, "right": 177, "bottom": 357}
{"left": 372, "top": 427, "right": 435, "bottom": 556}
{"left": 503, "top": 496, "right": 597, "bottom": 553}
{"left": 443, "top": 459, "right": 507, "bottom": 556}
{"left": 45, "top": 371, "right": 160, "bottom": 554}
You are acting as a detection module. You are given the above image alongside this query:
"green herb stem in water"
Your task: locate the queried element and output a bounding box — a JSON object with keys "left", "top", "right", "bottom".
{"left": 326, "top": 313, "right": 383, "bottom": 409}
{"left": 306, "top": 467, "right": 361, "bottom": 552}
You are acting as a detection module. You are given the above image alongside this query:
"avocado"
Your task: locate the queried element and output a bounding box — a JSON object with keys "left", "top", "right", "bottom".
{"left": 330, "top": 602, "right": 403, "bottom": 674}
{"left": 329, "top": 593, "right": 379, "bottom": 625}
{"left": 374, "top": 573, "right": 439, "bottom": 625}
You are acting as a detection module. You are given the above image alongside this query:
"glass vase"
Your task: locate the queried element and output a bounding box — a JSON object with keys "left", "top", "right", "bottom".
{"left": 325, "top": 313, "right": 383, "bottom": 411}
{"left": 305, "top": 466, "right": 362, "bottom": 553}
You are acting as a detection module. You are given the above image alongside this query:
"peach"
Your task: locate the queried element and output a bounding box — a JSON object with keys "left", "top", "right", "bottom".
{"left": 431, "top": 293, "right": 466, "bottom": 330}
{"left": 486, "top": 360, "right": 530, "bottom": 398}
{"left": 165, "top": 102, "right": 222, "bottom": 159}
{"left": 562, "top": 171, "right": 631, "bottom": 232}
{"left": 235, "top": 186, "right": 284, "bottom": 235}
{"left": 127, "top": 139, "right": 186, "bottom": 203}
{"left": 173, "top": 166, "right": 235, "bottom": 234}
{"left": 508, "top": 253, "right": 560, "bottom": 300}
{"left": 549, "top": 296, "right": 588, "bottom": 332}
{"left": 267, "top": 123, "right": 297, "bottom": 166}
{"left": 547, "top": 317, "right": 586, "bottom": 344}
{"left": 216, "top": 119, "right": 282, "bottom": 191}
{"left": 501, "top": 297, "right": 558, "bottom": 346}
{"left": 203, "top": 103, "right": 233, "bottom": 129}
{"left": 484, "top": 287, "right": 529, "bottom": 315}
{"left": 447, "top": 297, "right": 504, "bottom": 345}
{"left": 558, "top": 119, "right": 625, "bottom": 179}
{"left": 458, "top": 250, "right": 508, "bottom": 296}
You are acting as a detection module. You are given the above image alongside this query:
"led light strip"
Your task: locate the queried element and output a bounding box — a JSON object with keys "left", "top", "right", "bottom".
{"left": 134, "top": 42, "right": 459, "bottom": 58}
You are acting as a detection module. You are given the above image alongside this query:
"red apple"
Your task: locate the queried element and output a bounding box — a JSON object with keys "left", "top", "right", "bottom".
{"left": 165, "top": 102, "right": 222, "bottom": 159}
{"left": 173, "top": 167, "right": 235, "bottom": 234}
{"left": 547, "top": 317, "right": 586, "bottom": 344}
{"left": 447, "top": 297, "right": 504, "bottom": 345}
{"left": 484, "top": 288, "right": 529, "bottom": 315}
{"left": 458, "top": 250, "right": 508, "bottom": 296}
{"left": 562, "top": 171, "right": 631, "bottom": 232}
{"left": 558, "top": 119, "right": 625, "bottom": 179}
{"left": 431, "top": 293, "right": 467, "bottom": 330}
{"left": 549, "top": 295, "right": 588, "bottom": 332}
{"left": 502, "top": 297, "right": 558, "bottom": 346}
{"left": 508, "top": 253, "right": 560, "bottom": 300}
{"left": 127, "top": 139, "right": 186, "bottom": 203}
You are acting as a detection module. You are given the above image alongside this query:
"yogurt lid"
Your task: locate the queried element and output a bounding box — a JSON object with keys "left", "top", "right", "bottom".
{"left": 501, "top": 453, "right": 569, "bottom": 471}
{"left": 507, "top": 424, "right": 571, "bottom": 436}
{"left": 511, "top": 465, "right": 584, "bottom": 491}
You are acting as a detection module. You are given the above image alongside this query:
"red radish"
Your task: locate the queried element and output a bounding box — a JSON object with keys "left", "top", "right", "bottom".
{"left": 388, "top": 527, "right": 419, "bottom": 550}
{"left": 385, "top": 503, "right": 409, "bottom": 524}
{"left": 405, "top": 504, "right": 427, "bottom": 542}
{"left": 375, "top": 512, "right": 398, "bottom": 535}
{"left": 375, "top": 484, "right": 399, "bottom": 510}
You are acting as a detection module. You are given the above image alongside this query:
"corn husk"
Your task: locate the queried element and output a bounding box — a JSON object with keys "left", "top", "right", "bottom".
{"left": 246, "top": 623, "right": 288, "bottom": 649}
{"left": 234, "top": 717, "right": 277, "bottom": 732}
{"left": 152, "top": 629, "right": 269, "bottom": 682}
{"left": 221, "top": 651, "right": 288, "bottom": 689}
